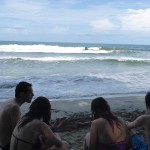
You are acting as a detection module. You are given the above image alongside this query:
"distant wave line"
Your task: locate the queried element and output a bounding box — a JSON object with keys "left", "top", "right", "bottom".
{"left": 0, "top": 44, "right": 137, "bottom": 54}
{"left": 0, "top": 56, "right": 150, "bottom": 63}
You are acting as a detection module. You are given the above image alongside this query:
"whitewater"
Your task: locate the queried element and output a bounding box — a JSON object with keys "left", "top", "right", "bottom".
{"left": 0, "top": 41, "right": 150, "bottom": 102}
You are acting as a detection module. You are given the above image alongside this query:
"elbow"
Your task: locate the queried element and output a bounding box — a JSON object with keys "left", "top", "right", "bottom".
{"left": 55, "top": 141, "right": 63, "bottom": 148}
{"left": 56, "top": 141, "right": 69, "bottom": 149}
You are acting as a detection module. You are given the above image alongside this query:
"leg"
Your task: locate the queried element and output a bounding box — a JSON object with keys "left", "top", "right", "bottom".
{"left": 48, "top": 141, "right": 69, "bottom": 150}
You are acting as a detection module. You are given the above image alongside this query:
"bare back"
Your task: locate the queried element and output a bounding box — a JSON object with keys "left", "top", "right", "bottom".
{"left": 10, "top": 119, "right": 63, "bottom": 150}
{"left": 92, "top": 118, "right": 126, "bottom": 144}
{"left": 0, "top": 99, "right": 21, "bottom": 147}
{"left": 84, "top": 117, "right": 127, "bottom": 150}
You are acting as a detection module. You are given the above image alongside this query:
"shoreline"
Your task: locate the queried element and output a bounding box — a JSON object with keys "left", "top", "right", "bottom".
{"left": 0, "top": 95, "right": 146, "bottom": 119}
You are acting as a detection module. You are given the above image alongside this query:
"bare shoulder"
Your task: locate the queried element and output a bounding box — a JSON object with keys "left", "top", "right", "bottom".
{"left": 142, "top": 114, "right": 150, "bottom": 123}
{"left": 34, "top": 120, "right": 52, "bottom": 134}
{"left": 33, "top": 120, "right": 50, "bottom": 129}
{"left": 92, "top": 118, "right": 107, "bottom": 127}
{"left": 8, "top": 102, "right": 19, "bottom": 111}
{"left": 137, "top": 114, "right": 149, "bottom": 121}
{"left": 135, "top": 114, "right": 150, "bottom": 126}
{"left": 5, "top": 102, "right": 20, "bottom": 116}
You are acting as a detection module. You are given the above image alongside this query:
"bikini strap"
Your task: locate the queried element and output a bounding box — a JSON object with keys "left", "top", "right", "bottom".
{"left": 12, "top": 134, "right": 34, "bottom": 146}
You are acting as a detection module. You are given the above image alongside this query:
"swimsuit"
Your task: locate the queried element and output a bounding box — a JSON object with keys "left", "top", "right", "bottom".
{"left": 132, "top": 134, "right": 148, "bottom": 150}
{"left": 98, "top": 140, "right": 127, "bottom": 150}
{"left": 12, "top": 134, "right": 42, "bottom": 150}
{"left": 0, "top": 143, "right": 10, "bottom": 150}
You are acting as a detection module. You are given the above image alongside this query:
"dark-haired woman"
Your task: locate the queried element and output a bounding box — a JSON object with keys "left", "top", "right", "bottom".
{"left": 9, "top": 96, "right": 69, "bottom": 150}
{"left": 84, "top": 97, "right": 131, "bottom": 150}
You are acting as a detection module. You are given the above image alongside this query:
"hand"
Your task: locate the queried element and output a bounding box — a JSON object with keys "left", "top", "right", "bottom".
{"left": 126, "top": 121, "right": 129, "bottom": 126}
{"left": 53, "top": 117, "right": 67, "bottom": 128}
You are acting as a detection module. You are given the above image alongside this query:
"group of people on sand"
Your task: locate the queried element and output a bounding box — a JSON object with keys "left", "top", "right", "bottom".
{"left": 0, "top": 81, "right": 150, "bottom": 150}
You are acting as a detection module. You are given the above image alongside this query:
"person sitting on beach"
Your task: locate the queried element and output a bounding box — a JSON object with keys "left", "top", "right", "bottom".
{"left": 126, "top": 92, "right": 150, "bottom": 150}
{"left": 9, "top": 96, "right": 69, "bottom": 150}
{"left": 84, "top": 97, "right": 131, "bottom": 150}
{"left": 0, "top": 81, "right": 34, "bottom": 150}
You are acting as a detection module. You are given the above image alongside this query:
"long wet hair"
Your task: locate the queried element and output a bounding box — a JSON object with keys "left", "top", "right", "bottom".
{"left": 18, "top": 96, "right": 51, "bottom": 129}
{"left": 91, "top": 97, "right": 121, "bottom": 131}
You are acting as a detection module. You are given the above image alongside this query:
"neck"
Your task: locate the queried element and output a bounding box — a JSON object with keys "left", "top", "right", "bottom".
{"left": 15, "top": 97, "right": 24, "bottom": 106}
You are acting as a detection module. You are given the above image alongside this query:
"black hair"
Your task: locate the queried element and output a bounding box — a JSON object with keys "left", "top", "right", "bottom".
{"left": 15, "top": 81, "right": 32, "bottom": 98}
{"left": 91, "top": 97, "right": 121, "bottom": 131}
{"left": 145, "top": 92, "right": 150, "bottom": 108}
{"left": 18, "top": 96, "right": 51, "bottom": 129}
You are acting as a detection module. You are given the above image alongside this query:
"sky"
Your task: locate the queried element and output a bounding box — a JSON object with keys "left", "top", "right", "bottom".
{"left": 0, "top": 0, "right": 150, "bottom": 45}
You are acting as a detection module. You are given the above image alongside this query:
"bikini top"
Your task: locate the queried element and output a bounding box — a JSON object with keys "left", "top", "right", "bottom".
{"left": 12, "top": 134, "right": 42, "bottom": 150}
{"left": 97, "top": 140, "right": 127, "bottom": 150}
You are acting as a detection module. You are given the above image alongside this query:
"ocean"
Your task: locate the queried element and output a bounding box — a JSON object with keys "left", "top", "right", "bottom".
{"left": 0, "top": 41, "right": 150, "bottom": 102}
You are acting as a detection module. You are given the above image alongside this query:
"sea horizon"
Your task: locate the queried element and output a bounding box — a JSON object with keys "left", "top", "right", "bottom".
{"left": 1, "top": 40, "right": 150, "bottom": 46}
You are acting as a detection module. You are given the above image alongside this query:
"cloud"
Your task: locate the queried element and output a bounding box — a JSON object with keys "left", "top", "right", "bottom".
{"left": 89, "top": 7, "right": 150, "bottom": 34}
{"left": 1, "top": 0, "right": 150, "bottom": 44}
{"left": 120, "top": 8, "right": 150, "bottom": 32}
{"left": 50, "top": 26, "right": 70, "bottom": 34}
{"left": 0, "top": 25, "right": 25, "bottom": 30}
{"left": 90, "top": 18, "right": 116, "bottom": 32}
{"left": 59, "top": 0, "right": 85, "bottom": 5}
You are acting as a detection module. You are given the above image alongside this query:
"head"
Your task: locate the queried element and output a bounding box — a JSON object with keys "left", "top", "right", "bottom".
{"left": 91, "top": 97, "right": 121, "bottom": 130}
{"left": 18, "top": 96, "right": 51, "bottom": 129}
{"left": 145, "top": 92, "right": 150, "bottom": 109}
{"left": 91, "top": 97, "right": 111, "bottom": 119}
{"left": 15, "top": 81, "right": 34, "bottom": 103}
{"left": 29, "top": 96, "right": 51, "bottom": 122}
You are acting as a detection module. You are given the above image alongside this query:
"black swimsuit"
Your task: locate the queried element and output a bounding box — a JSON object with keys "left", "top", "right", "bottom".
{"left": 12, "top": 134, "right": 42, "bottom": 150}
{"left": 0, "top": 143, "right": 10, "bottom": 150}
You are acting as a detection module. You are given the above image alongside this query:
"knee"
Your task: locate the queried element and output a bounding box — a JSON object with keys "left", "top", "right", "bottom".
{"left": 61, "top": 141, "right": 70, "bottom": 150}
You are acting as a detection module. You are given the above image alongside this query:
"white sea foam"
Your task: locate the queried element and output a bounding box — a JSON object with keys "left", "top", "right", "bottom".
{"left": 0, "top": 44, "right": 118, "bottom": 54}
{"left": 0, "top": 56, "right": 149, "bottom": 62}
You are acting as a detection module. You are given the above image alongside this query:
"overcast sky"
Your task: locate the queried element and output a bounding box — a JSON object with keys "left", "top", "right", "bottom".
{"left": 0, "top": 0, "right": 150, "bottom": 45}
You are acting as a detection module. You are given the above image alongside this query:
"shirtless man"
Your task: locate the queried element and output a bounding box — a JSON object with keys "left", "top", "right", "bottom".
{"left": 0, "top": 81, "right": 34, "bottom": 150}
{"left": 127, "top": 92, "right": 150, "bottom": 150}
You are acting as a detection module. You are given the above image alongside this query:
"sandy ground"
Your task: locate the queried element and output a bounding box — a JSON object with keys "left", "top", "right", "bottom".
{"left": 0, "top": 95, "right": 147, "bottom": 150}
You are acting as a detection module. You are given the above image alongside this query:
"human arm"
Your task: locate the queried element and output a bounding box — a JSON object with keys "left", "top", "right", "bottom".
{"left": 53, "top": 117, "right": 67, "bottom": 128}
{"left": 41, "top": 123, "right": 63, "bottom": 148}
{"left": 50, "top": 117, "right": 67, "bottom": 132}
{"left": 127, "top": 115, "right": 146, "bottom": 129}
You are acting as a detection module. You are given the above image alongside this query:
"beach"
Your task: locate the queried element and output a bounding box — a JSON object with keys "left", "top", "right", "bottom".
{"left": 18, "top": 95, "right": 146, "bottom": 150}
{"left": 0, "top": 41, "right": 149, "bottom": 149}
